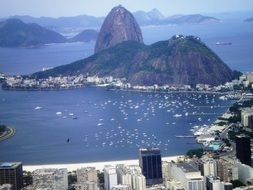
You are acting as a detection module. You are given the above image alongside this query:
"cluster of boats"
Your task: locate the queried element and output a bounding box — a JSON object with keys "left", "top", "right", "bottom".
{"left": 33, "top": 91, "right": 229, "bottom": 151}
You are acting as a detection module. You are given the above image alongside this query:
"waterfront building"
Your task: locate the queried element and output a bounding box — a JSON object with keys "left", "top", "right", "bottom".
{"left": 139, "top": 148, "right": 162, "bottom": 186}
{"left": 132, "top": 174, "right": 146, "bottom": 190}
{"left": 76, "top": 167, "right": 98, "bottom": 190}
{"left": 235, "top": 135, "right": 251, "bottom": 166}
{"left": 236, "top": 160, "right": 253, "bottom": 185}
{"left": 167, "top": 162, "right": 204, "bottom": 190}
{"left": 246, "top": 72, "right": 253, "bottom": 83}
{"left": 104, "top": 165, "right": 118, "bottom": 190}
{"left": 0, "top": 162, "right": 23, "bottom": 190}
{"left": 241, "top": 108, "right": 253, "bottom": 129}
{"left": 116, "top": 165, "right": 146, "bottom": 190}
{"left": 162, "top": 161, "right": 170, "bottom": 181}
{"left": 116, "top": 165, "right": 132, "bottom": 187}
{"left": 32, "top": 168, "right": 68, "bottom": 190}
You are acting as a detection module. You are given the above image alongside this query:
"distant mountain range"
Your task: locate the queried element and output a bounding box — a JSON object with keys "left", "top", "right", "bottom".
{"left": 0, "top": 18, "right": 66, "bottom": 47}
{"left": 68, "top": 29, "right": 98, "bottom": 43}
{"left": 2, "top": 9, "right": 220, "bottom": 33}
{"left": 134, "top": 9, "right": 220, "bottom": 26}
{"left": 31, "top": 35, "right": 235, "bottom": 86}
{"left": 0, "top": 19, "right": 98, "bottom": 47}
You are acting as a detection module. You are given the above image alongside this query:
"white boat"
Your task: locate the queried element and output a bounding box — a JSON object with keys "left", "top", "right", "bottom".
{"left": 35, "top": 106, "right": 42, "bottom": 110}
{"left": 97, "top": 123, "right": 103, "bottom": 126}
{"left": 173, "top": 114, "right": 182, "bottom": 118}
{"left": 56, "top": 112, "right": 62, "bottom": 115}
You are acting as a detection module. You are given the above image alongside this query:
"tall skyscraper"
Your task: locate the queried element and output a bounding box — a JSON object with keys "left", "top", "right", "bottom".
{"left": 139, "top": 148, "right": 162, "bottom": 186}
{"left": 235, "top": 135, "right": 251, "bottom": 166}
{"left": 0, "top": 162, "right": 23, "bottom": 190}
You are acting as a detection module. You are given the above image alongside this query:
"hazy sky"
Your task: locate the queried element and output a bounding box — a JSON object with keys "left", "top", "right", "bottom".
{"left": 0, "top": 0, "right": 253, "bottom": 18}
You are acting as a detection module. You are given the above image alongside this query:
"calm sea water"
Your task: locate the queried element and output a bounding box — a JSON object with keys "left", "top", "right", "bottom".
{"left": 0, "top": 20, "right": 252, "bottom": 75}
{"left": 0, "top": 19, "right": 251, "bottom": 164}
{"left": 0, "top": 87, "right": 233, "bottom": 164}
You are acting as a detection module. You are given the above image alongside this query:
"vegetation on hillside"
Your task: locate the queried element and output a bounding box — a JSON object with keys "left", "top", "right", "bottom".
{"left": 31, "top": 35, "right": 236, "bottom": 86}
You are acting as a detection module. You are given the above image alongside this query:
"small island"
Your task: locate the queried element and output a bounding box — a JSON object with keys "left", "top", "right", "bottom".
{"left": 0, "top": 124, "right": 16, "bottom": 142}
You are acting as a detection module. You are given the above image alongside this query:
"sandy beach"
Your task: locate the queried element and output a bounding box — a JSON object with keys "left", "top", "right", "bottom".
{"left": 23, "top": 155, "right": 183, "bottom": 172}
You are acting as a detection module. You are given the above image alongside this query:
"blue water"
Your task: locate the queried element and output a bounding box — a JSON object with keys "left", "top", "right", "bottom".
{"left": 0, "top": 87, "right": 233, "bottom": 164}
{"left": 142, "top": 20, "right": 253, "bottom": 73}
{"left": 0, "top": 42, "right": 95, "bottom": 75}
{"left": 0, "top": 20, "right": 252, "bottom": 75}
{"left": 0, "top": 18, "right": 251, "bottom": 164}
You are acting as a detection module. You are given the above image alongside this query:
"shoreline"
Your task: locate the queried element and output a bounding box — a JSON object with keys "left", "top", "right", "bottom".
{"left": 1, "top": 84, "right": 233, "bottom": 96}
{"left": 23, "top": 155, "right": 183, "bottom": 172}
{"left": 0, "top": 127, "right": 16, "bottom": 142}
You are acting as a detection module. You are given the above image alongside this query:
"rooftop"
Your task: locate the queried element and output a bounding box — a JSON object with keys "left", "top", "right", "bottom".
{"left": 139, "top": 147, "right": 161, "bottom": 154}
{"left": 176, "top": 162, "right": 199, "bottom": 173}
{"left": 0, "top": 162, "right": 22, "bottom": 169}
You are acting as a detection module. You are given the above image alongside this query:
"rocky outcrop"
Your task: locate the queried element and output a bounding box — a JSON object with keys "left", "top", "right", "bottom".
{"left": 94, "top": 5, "right": 143, "bottom": 53}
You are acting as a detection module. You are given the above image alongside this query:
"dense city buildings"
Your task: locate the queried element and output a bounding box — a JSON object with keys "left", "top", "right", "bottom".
{"left": 0, "top": 162, "right": 23, "bottom": 190}
{"left": 235, "top": 135, "right": 251, "bottom": 166}
{"left": 139, "top": 148, "right": 162, "bottom": 186}
{"left": 32, "top": 168, "right": 68, "bottom": 190}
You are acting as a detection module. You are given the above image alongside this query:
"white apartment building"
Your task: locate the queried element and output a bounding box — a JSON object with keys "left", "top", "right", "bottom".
{"left": 116, "top": 165, "right": 145, "bottom": 190}
{"left": 201, "top": 158, "right": 217, "bottom": 177}
{"left": 236, "top": 160, "right": 253, "bottom": 184}
{"left": 168, "top": 162, "right": 204, "bottom": 190}
{"left": 104, "top": 165, "right": 118, "bottom": 190}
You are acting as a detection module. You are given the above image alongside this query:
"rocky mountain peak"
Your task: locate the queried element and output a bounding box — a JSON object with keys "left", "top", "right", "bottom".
{"left": 94, "top": 5, "right": 143, "bottom": 53}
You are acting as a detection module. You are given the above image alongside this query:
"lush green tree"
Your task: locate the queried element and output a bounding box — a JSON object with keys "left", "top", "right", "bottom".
{"left": 98, "top": 172, "right": 104, "bottom": 184}
{"left": 68, "top": 172, "right": 77, "bottom": 185}
{"left": 23, "top": 171, "right": 33, "bottom": 186}
{"left": 231, "top": 180, "right": 244, "bottom": 188}
{"left": 186, "top": 148, "right": 204, "bottom": 158}
{"left": 222, "top": 139, "right": 231, "bottom": 147}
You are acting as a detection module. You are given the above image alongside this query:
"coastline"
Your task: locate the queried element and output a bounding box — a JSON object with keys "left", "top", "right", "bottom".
{"left": 23, "top": 155, "right": 182, "bottom": 172}
{"left": 0, "top": 127, "right": 16, "bottom": 142}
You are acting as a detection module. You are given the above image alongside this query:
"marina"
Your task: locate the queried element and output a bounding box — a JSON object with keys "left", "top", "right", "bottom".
{"left": 0, "top": 87, "right": 235, "bottom": 164}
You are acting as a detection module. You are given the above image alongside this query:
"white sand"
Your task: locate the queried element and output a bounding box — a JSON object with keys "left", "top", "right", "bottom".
{"left": 23, "top": 155, "right": 183, "bottom": 172}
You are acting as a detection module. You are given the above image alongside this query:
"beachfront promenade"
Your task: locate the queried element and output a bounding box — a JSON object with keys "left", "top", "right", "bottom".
{"left": 24, "top": 155, "right": 182, "bottom": 172}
